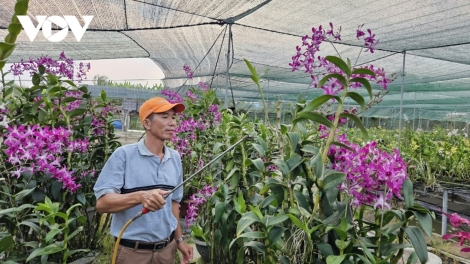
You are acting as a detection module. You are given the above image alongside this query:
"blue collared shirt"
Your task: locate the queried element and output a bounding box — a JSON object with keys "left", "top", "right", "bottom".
{"left": 93, "top": 139, "right": 183, "bottom": 242}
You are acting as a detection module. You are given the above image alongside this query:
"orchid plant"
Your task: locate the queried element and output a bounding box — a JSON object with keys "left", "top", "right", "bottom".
{"left": 227, "top": 23, "right": 434, "bottom": 264}
{"left": 164, "top": 65, "right": 221, "bottom": 200}
{"left": 0, "top": 52, "right": 120, "bottom": 263}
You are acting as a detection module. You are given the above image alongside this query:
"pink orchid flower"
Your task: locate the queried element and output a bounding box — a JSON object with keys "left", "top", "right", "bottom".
{"left": 441, "top": 211, "right": 470, "bottom": 228}
{"left": 443, "top": 231, "right": 470, "bottom": 248}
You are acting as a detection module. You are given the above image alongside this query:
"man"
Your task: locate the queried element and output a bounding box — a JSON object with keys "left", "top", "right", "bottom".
{"left": 94, "top": 97, "right": 193, "bottom": 264}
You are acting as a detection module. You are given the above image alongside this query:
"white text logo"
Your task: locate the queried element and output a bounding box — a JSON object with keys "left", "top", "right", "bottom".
{"left": 17, "top": 16, "right": 93, "bottom": 42}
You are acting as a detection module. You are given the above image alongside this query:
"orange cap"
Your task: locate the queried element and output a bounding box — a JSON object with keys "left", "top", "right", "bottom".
{"left": 139, "top": 97, "right": 185, "bottom": 124}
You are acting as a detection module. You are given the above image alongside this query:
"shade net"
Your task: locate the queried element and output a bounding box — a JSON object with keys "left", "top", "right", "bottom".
{"left": 1, "top": 0, "right": 470, "bottom": 122}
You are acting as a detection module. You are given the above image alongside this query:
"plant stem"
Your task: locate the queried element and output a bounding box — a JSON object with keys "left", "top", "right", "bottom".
{"left": 375, "top": 187, "right": 388, "bottom": 259}
{"left": 288, "top": 181, "right": 295, "bottom": 208}
{"left": 321, "top": 87, "right": 349, "bottom": 166}
{"left": 391, "top": 228, "right": 405, "bottom": 263}
{"left": 1, "top": 69, "right": 5, "bottom": 98}
{"left": 256, "top": 82, "right": 270, "bottom": 125}
{"left": 241, "top": 143, "right": 248, "bottom": 188}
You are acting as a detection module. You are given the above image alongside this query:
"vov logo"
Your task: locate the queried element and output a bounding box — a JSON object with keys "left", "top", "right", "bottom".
{"left": 17, "top": 16, "right": 93, "bottom": 42}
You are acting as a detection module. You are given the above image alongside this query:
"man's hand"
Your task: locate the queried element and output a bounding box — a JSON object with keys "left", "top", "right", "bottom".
{"left": 177, "top": 241, "right": 193, "bottom": 264}
{"left": 140, "top": 189, "right": 169, "bottom": 212}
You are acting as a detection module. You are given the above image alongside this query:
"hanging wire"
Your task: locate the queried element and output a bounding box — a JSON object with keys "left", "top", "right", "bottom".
{"left": 130, "top": 0, "right": 220, "bottom": 21}
{"left": 209, "top": 26, "right": 228, "bottom": 89}
{"left": 176, "top": 25, "right": 228, "bottom": 93}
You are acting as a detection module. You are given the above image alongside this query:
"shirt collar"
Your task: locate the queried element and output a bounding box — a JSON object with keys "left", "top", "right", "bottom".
{"left": 137, "top": 139, "right": 172, "bottom": 160}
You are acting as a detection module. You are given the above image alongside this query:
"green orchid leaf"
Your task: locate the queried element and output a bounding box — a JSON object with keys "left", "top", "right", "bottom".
{"left": 302, "top": 94, "right": 342, "bottom": 112}
{"left": 301, "top": 145, "right": 319, "bottom": 155}
{"left": 0, "top": 235, "right": 14, "bottom": 252}
{"left": 349, "top": 77, "right": 373, "bottom": 100}
{"left": 264, "top": 214, "right": 288, "bottom": 226}
{"left": 381, "top": 243, "right": 412, "bottom": 256}
{"left": 245, "top": 241, "right": 267, "bottom": 254}
{"left": 412, "top": 211, "right": 432, "bottom": 238}
{"left": 26, "top": 244, "right": 65, "bottom": 262}
{"left": 351, "top": 68, "right": 376, "bottom": 76}
{"left": 259, "top": 195, "right": 276, "bottom": 208}
{"left": 403, "top": 179, "right": 414, "bottom": 208}
{"left": 244, "top": 58, "right": 260, "bottom": 84}
{"left": 310, "top": 154, "right": 323, "bottom": 179}
{"left": 346, "top": 91, "right": 366, "bottom": 111}
{"left": 272, "top": 159, "right": 290, "bottom": 175}
{"left": 322, "top": 171, "right": 346, "bottom": 190}
{"left": 215, "top": 202, "right": 226, "bottom": 222}
{"left": 287, "top": 214, "right": 308, "bottom": 233}
{"left": 233, "top": 194, "right": 246, "bottom": 214}
{"left": 236, "top": 212, "right": 259, "bottom": 236}
{"left": 190, "top": 225, "right": 205, "bottom": 240}
{"left": 326, "top": 56, "right": 351, "bottom": 77}
{"left": 317, "top": 243, "right": 334, "bottom": 256}
{"left": 330, "top": 141, "right": 355, "bottom": 152}
{"left": 297, "top": 111, "right": 333, "bottom": 128}
{"left": 14, "top": 187, "right": 36, "bottom": 202}
{"left": 67, "top": 226, "right": 84, "bottom": 242}
{"left": 252, "top": 143, "right": 266, "bottom": 157}
{"left": 403, "top": 226, "right": 428, "bottom": 264}
{"left": 267, "top": 226, "right": 287, "bottom": 245}
{"left": 237, "top": 231, "right": 265, "bottom": 239}
{"left": 294, "top": 189, "right": 311, "bottom": 214}
{"left": 406, "top": 252, "right": 419, "bottom": 264}
{"left": 318, "top": 73, "right": 348, "bottom": 91}
{"left": 45, "top": 227, "right": 64, "bottom": 244}
{"left": 68, "top": 108, "right": 87, "bottom": 118}
{"left": 288, "top": 132, "right": 300, "bottom": 150}
{"left": 339, "top": 112, "right": 368, "bottom": 142}
{"left": 250, "top": 158, "right": 265, "bottom": 171}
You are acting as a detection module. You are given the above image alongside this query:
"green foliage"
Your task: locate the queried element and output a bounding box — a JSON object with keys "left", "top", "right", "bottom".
{"left": 186, "top": 55, "right": 433, "bottom": 264}
{"left": 0, "top": 69, "right": 120, "bottom": 262}
{"left": 169, "top": 86, "right": 220, "bottom": 198}
{"left": 0, "top": 0, "right": 29, "bottom": 71}
{"left": 93, "top": 74, "right": 163, "bottom": 90}
{"left": 25, "top": 197, "right": 89, "bottom": 263}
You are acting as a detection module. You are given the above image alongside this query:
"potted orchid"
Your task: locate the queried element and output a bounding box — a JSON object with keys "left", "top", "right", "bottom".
{"left": 227, "top": 23, "right": 435, "bottom": 264}
{"left": 0, "top": 51, "right": 120, "bottom": 263}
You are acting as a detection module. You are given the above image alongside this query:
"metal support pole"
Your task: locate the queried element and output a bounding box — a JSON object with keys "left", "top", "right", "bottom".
{"left": 413, "top": 91, "right": 416, "bottom": 131}
{"left": 225, "top": 24, "right": 232, "bottom": 109}
{"left": 442, "top": 190, "right": 448, "bottom": 235}
{"left": 467, "top": 98, "right": 469, "bottom": 138}
{"left": 398, "top": 51, "right": 406, "bottom": 151}
{"left": 454, "top": 106, "right": 457, "bottom": 129}
{"left": 266, "top": 80, "right": 269, "bottom": 105}
{"left": 419, "top": 107, "right": 422, "bottom": 130}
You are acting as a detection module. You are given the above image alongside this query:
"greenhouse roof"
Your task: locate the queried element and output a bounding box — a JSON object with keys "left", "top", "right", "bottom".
{"left": 1, "top": 0, "right": 470, "bottom": 118}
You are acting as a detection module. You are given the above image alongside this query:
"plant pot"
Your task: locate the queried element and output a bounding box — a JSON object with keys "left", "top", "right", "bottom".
{"left": 192, "top": 237, "right": 210, "bottom": 263}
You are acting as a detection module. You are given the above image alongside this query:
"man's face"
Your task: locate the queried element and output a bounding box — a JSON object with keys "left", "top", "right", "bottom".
{"left": 144, "top": 109, "right": 177, "bottom": 141}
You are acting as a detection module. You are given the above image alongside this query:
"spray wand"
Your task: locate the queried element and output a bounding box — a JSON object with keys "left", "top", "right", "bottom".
{"left": 111, "top": 135, "right": 250, "bottom": 264}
